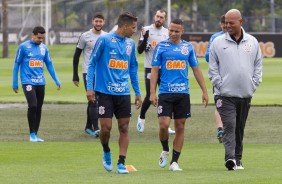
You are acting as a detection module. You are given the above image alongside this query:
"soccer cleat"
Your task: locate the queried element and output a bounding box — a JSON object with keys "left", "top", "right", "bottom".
{"left": 93, "top": 129, "right": 100, "bottom": 138}
{"left": 217, "top": 130, "right": 224, "bottom": 143}
{"left": 168, "top": 128, "right": 175, "bottom": 135}
{"left": 169, "top": 162, "right": 183, "bottom": 171}
{"left": 136, "top": 116, "right": 145, "bottom": 133}
{"left": 116, "top": 163, "right": 129, "bottom": 174}
{"left": 225, "top": 159, "right": 236, "bottom": 170}
{"left": 236, "top": 160, "right": 244, "bottom": 170}
{"left": 103, "top": 151, "right": 112, "bottom": 172}
{"left": 36, "top": 135, "right": 44, "bottom": 142}
{"left": 85, "top": 128, "right": 95, "bottom": 136}
{"left": 30, "top": 132, "right": 37, "bottom": 142}
{"left": 159, "top": 150, "right": 169, "bottom": 168}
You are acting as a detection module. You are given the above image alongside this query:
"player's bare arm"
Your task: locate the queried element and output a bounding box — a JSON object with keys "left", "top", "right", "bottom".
{"left": 192, "top": 66, "right": 209, "bottom": 107}
{"left": 149, "top": 66, "right": 159, "bottom": 107}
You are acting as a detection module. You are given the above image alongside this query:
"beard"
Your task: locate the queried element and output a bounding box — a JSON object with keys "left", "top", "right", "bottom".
{"left": 155, "top": 21, "right": 163, "bottom": 28}
{"left": 94, "top": 26, "right": 102, "bottom": 31}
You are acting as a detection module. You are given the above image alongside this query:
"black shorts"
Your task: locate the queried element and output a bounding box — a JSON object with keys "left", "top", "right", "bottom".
{"left": 96, "top": 92, "right": 131, "bottom": 119}
{"left": 158, "top": 93, "right": 191, "bottom": 119}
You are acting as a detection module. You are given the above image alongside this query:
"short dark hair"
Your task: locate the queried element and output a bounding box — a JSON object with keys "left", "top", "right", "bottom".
{"left": 32, "top": 26, "right": 45, "bottom": 35}
{"left": 117, "top": 12, "right": 138, "bottom": 27}
{"left": 170, "top": 18, "right": 184, "bottom": 26}
{"left": 220, "top": 15, "right": 225, "bottom": 23}
{"left": 93, "top": 13, "right": 104, "bottom": 20}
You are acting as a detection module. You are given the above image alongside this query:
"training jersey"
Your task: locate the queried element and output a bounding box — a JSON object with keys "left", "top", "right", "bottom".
{"left": 87, "top": 32, "right": 141, "bottom": 96}
{"left": 12, "top": 40, "right": 61, "bottom": 89}
{"left": 205, "top": 31, "right": 224, "bottom": 62}
{"left": 139, "top": 24, "right": 168, "bottom": 68}
{"left": 76, "top": 29, "right": 107, "bottom": 73}
{"left": 152, "top": 39, "right": 199, "bottom": 95}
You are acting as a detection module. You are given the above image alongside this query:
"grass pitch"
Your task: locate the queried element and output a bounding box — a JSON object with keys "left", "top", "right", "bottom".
{"left": 0, "top": 104, "right": 281, "bottom": 183}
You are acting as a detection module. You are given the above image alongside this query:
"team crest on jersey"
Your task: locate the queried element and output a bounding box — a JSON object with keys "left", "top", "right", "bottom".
{"left": 111, "top": 37, "right": 117, "bottom": 42}
{"left": 40, "top": 47, "right": 45, "bottom": 55}
{"left": 158, "top": 105, "right": 163, "bottom": 114}
{"left": 126, "top": 45, "right": 132, "bottom": 55}
{"left": 181, "top": 46, "right": 189, "bottom": 55}
{"left": 216, "top": 99, "right": 222, "bottom": 108}
{"left": 244, "top": 43, "right": 252, "bottom": 53}
{"left": 99, "top": 106, "right": 105, "bottom": 115}
{"left": 26, "top": 85, "right": 32, "bottom": 91}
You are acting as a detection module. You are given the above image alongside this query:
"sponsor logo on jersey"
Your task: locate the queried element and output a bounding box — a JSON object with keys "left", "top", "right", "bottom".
{"left": 168, "top": 83, "right": 186, "bottom": 92}
{"left": 166, "top": 60, "right": 186, "bottom": 70}
{"left": 40, "top": 47, "right": 45, "bottom": 55}
{"left": 164, "top": 42, "right": 170, "bottom": 47}
{"left": 109, "top": 59, "right": 128, "bottom": 69}
{"left": 181, "top": 46, "right": 189, "bottom": 55}
{"left": 110, "top": 50, "right": 117, "bottom": 55}
{"left": 31, "top": 76, "right": 43, "bottom": 83}
{"left": 126, "top": 45, "right": 132, "bottom": 55}
{"left": 107, "top": 82, "right": 126, "bottom": 93}
{"left": 26, "top": 45, "right": 32, "bottom": 49}
{"left": 29, "top": 60, "right": 43, "bottom": 67}
{"left": 111, "top": 37, "right": 117, "bottom": 42}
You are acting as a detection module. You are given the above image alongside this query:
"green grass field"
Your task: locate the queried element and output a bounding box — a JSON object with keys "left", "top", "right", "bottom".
{"left": 0, "top": 45, "right": 282, "bottom": 183}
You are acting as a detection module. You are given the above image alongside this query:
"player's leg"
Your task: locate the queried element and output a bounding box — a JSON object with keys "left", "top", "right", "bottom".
{"left": 34, "top": 85, "right": 45, "bottom": 142}
{"left": 235, "top": 97, "right": 251, "bottom": 169}
{"left": 215, "top": 96, "right": 237, "bottom": 170}
{"left": 23, "top": 84, "right": 38, "bottom": 142}
{"left": 137, "top": 68, "right": 151, "bottom": 132}
{"left": 158, "top": 94, "right": 172, "bottom": 168}
{"left": 96, "top": 92, "right": 113, "bottom": 172}
{"left": 83, "top": 73, "right": 95, "bottom": 136}
{"left": 169, "top": 94, "right": 190, "bottom": 171}
{"left": 215, "top": 109, "right": 224, "bottom": 143}
{"left": 114, "top": 95, "right": 131, "bottom": 174}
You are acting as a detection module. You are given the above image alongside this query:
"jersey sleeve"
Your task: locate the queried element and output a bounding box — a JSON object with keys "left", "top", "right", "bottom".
{"left": 76, "top": 33, "right": 86, "bottom": 50}
{"left": 12, "top": 45, "right": 24, "bottom": 89}
{"left": 44, "top": 47, "right": 61, "bottom": 87}
{"left": 86, "top": 36, "right": 104, "bottom": 91}
{"left": 129, "top": 43, "right": 141, "bottom": 96}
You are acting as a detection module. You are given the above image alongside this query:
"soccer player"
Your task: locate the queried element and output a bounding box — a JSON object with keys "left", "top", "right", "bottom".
{"left": 150, "top": 19, "right": 208, "bottom": 171}
{"left": 86, "top": 12, "right": 142, "bottom": 174}
{"left": 208, "top": 9, "right": 262, "bottom": 170}
{"left": 12, "top": 26, "right": 61, "bottom": 142}
{"left": 136, "top": 9, "right": 175, "bottom": 135}
{"left": 205, "top": 15, "right": 226, "bottom": 143}
{"left": 72, "top": 13, "right": 107, "bottom": 137}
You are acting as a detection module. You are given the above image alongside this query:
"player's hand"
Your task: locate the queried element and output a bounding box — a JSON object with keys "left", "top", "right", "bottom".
{"left": 202, "top": 91, "right": 209, "bottom": 107}
{"left": 135, "top": 96, "right": 142, "bottom": 110}
{"left": 86, "top": 90, "right": 95, "bottom": 103}
{"left": 57, "top": 85, "right": 61, "bottom": 91}
{"left": 150, "top": 93, "right": 158, "bottom": 107}
{"left": 73, "top": 81, "right": 79, "bottom": 87}
{"left": 13, "top": 88, "right": 18, "bottom": 93}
